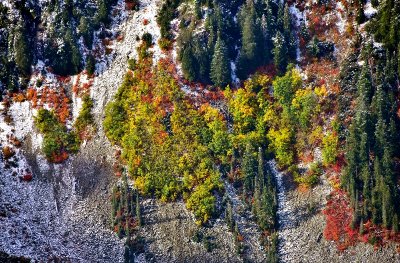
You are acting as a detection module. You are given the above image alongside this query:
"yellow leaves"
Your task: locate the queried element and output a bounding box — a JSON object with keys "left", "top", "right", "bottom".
{"left": 309, "top": 126, "right": 323, "bottom": 146}
{"left": 134, "top": 176, "right": 146, "bottom": 194}
{"left": 314, "top": 85, "right": 328, "bottom": 98}
{"left": 200, "top": 103, "right": 223, "bottom": 123}
{"left": 254, "top": 73, "right": 270, "bottom": 87}
{"left": 290, "top": 68, "right": 303, "bottom": 88}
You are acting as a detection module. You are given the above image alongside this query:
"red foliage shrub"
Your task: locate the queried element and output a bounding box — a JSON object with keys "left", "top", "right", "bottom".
{"left": 22, "top": 173, "right": 33, "bottom": 182}
{"left": 323, "top": 189, "right": 358, "bottom": 251}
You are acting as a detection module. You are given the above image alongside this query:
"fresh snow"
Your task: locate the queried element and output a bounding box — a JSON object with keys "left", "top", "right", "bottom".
{"left": 364, "top": 1, "right": 377, "bottom": 19}
{"left": 230, "top": 61, "right": 240, "bottom": 86}
{"left": 336, "top": 2, "right": 346, "bottom": 34}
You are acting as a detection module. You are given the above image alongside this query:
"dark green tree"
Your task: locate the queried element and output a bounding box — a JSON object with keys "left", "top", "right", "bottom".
{"left": 14, "top": 23, "right": 32, "bottom": 77}
{"left": 210, "top": 34, "right": 230, "bottom": 87}
{"left": 272, "top": 31, "right": 288, "bottom": 74}
{"left": 242, "top": 142, "right": 257, "bottom": 194}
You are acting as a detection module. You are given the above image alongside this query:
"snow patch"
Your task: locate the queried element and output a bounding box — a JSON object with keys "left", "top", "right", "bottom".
{"left": 364, "top": 1, "right": 377, "bottom": 19}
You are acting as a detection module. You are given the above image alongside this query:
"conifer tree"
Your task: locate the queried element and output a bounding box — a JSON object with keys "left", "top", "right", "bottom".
{"left": 97, "top": 0, "right": 109, "bottom": 25}
{"left": 257, "top": 147, "right": 265, "bottom": 185}
{"left": 372, "top": 157, "right": 382, "bottom": 225}
{"left": 14, "top": 22, "right": 32, "bottom": 77}
{"left": 86, "top": 53, "right": 96, "bottom": 75}
{"left": 181, "top": 43, "right": 198, "bottom": 82}
{"left": 272, "top": 31, "right": 288, "bottom": 74}
{"left": 356, "top": 1, "right": 366, "bottom": 24}
{"left": 210, "top": 34, "right": 230, "bottom": 87}
{"left": 242, "top": 142, "right": 257, "bottom": 194}
{"left": 136, "top": 192, "right": 142, "bottom": 227}
{"left": 225, "top": 202, "right": 234, "bottom": 231}
{"left": 237, "top": 1, "right": 259, "bottom": 78}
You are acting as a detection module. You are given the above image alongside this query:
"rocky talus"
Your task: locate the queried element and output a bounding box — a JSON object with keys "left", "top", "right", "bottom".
{"left": 271, "top": 160, "right": 400, "bottom": 263}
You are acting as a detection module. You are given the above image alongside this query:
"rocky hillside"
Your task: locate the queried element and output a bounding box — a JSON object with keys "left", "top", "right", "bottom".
{"left": 1, "top": 0, "right": 400, "bottom": 262}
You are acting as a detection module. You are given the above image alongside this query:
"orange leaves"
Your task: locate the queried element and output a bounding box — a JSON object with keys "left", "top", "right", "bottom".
{"left": 12, "top": 93, "right": 26, "bottom": 103}
{"left": 27, "top": 86, "right": 71, "bottom": 124}
{"left": 26, "top": 88, "right": 36, "bottom": 100}
{"left": 2, "top": 146, "right": 15, "bottom": 160}
{"left": 51, "top": 151, "right": 69, "bottom": 163}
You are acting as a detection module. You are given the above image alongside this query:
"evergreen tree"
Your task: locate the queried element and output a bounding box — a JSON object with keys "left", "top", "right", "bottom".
{"left": 136, "top": 192, "right": 142, "bottom": 227}
{"left": 193, "top": 37, "right": 211, "bottom": 83}
{"left": 272, "top": 31, "right": 288, "bottom": 74}
{"left": 181, "top": 43, "right": 198, "bottom": 82}
{"left": 242, "top": 142, "right": 257, "bottom": 194}
{"left": 210, "top": 34, "right": 230, "bottom": 87}
{"left": 225, "top": 202, "right": 234, "bottom": 231}
{"left": 79, "top": 16, "right": 93, "bottom": 48}
{"left": 372, "top": 157, "right": 382, "bottom": 225}
{"left": 356, "top": 1, "right": 366, "bottom": 24}
{"left": 237, "top": 1, "right": 260, "bottom": 78}
{"left": 257, "top": 147, "right": 265, "bottom": 185}
{"left": 14, "top": 22, "right": 32, "bottom": 77}
{"left": 260, "top": 14, "right": 272, "bottom": 64}
{"left": 86, "top": 53, "right": 96, "bottom": 75}
{"left": 97, "top": 0, "right": 109, "bottom": 25}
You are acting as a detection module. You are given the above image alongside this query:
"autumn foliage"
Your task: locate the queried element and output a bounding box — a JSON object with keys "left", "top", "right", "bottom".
{"left": 323, "top": 189, "right": 358, "bottom": 251}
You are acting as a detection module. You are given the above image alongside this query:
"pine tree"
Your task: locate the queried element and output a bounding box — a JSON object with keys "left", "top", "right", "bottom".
{"left": 260, "top": 14, "right": 272, "bottom": 64}
{"left": 14, "top": 22, "right": 32, "bottom": 77}
{"left": 393, "top": 214, "right": 399, "bottom": 233}
{"left": 225, "top": 202, "right": 234, "bottom": 231}
{"left": 181, "top": 43, "right": 198, "bottom": 82}
{"left": 283, "top": 3, "right": 291, "bottom": 37}
{"left": 257, "top": 147, "right": 265, "bottom": 185}
{"left": 372, "top": 157, "right": 382, "bottom": 225}
{"left": 242, "top": 142, "right": 257, "bottom": 194}
{"left": 361, "top": 163, "right": 371, "bottom": 218}
{"left": 237, "top": 1, "right": 259, "bottom": 78}
{"left": 272, "top": 31, "right": 288, "bottom": 74}
{"left": 97, "top": 0, "right": 109, "bottom": 25}
{"left": 356, "top": 1, "right": 366, "bottom": 24}
{"left": 193, "top": 37, "right": 211, "bottom": 83}
{"left": 86, "top": 53, "right": 96, "bottom": 75}
{"left": 210, "top": 34, "right": 230, "bottom": 87}
{"left": 194, "top": 0, "right": 202, "bottom": 20}
{"left": 79, "top": 16, "right": 93, "bottom": 48}
{"left": 136, "top": 192, "right": 142, "bottom": 227}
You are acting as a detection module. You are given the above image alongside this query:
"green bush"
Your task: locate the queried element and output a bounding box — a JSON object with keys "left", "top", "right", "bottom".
{"left": 74, "top": 94, "right": 94, "bottom": 134}
{"left": 142, "top": 33, "right": 153, "bottom": 48}
{"left": 34, "top": 109, "right": 80, "bottom": 162}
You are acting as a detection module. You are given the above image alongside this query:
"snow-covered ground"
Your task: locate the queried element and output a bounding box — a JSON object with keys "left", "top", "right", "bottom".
{"left": 268, "top": 160, "right": 297, "bottom": 262}
{"left": 364, "top": 1, "right": 378, "bottom": 19}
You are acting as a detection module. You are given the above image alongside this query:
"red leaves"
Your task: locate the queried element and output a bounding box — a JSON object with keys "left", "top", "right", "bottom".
{"left": 22, "top": 173, "right": 33, "bottom": 182}
{"left": 323, "top": 188, "right": 400, "bottom": 251}
{"left": 125, "top": 0, "right": 138, "bottom": 10}
{"left": 323, "top": 189, "right": 357, "bottom": 251}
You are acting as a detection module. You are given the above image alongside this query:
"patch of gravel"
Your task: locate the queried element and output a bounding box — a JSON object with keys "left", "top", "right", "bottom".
{"left": 138, "top": 199, "right": 242, "bottom": 263}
